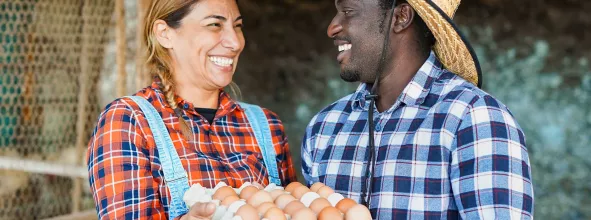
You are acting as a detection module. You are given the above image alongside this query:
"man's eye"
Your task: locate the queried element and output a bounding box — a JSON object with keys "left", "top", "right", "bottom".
{"left": 208, "top": 23, "right": 221, "bottom": 27}
{"left": 343, "top": 10, "right": 352, "bottom": 15}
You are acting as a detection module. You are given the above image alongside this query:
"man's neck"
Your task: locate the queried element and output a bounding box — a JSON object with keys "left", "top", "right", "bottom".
{"left": 374, "top": 51, "right": 430, "bottom": 112}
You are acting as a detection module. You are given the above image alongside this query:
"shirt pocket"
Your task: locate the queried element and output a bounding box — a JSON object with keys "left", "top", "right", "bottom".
{"left": 225, "top": 150, "right": 267, "bottom": 183}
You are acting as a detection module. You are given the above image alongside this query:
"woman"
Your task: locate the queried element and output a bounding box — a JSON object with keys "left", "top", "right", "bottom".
{"left": 86, "top": 0, "right": 297, "bottom": 219}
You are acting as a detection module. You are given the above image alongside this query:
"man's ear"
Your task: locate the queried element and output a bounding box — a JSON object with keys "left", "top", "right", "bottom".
{"left": 153, "top": 20, "right": 174, "bottom": 49}
{"left": 392, "top": 3, "right": 414, "bottom": 33}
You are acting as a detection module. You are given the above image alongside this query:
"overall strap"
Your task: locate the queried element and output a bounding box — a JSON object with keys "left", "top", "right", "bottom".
{"left": 126, "top": 96, "right": 189, "bottom": 219}
{"left": 239, "top": 102, "right": 282, "bottom": 186}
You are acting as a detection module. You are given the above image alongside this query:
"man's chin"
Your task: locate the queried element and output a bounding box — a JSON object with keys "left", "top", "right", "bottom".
{"left": 340, "top": 69, "right": 360, "bottom": 82}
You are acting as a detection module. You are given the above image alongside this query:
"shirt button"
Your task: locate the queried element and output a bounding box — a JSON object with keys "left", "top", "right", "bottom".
{"left": 375, "top": 123, "right": 382, "bottom": 131}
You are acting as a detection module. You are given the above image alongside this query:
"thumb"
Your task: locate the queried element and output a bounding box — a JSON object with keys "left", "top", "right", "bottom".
{"left": 188, "top": 202, "right": 216, "bottom": 217}
{"left": 203, "top": 202, "right": 216, "bottom": 214}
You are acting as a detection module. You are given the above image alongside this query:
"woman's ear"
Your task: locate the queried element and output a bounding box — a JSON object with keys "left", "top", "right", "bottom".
{"left": 153, "top": 20, "right": 174, "bottom": 49}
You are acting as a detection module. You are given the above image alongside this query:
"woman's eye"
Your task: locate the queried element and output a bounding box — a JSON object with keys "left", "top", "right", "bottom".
{"left": 235, "top": 24, "right": 243, "bottom": 28}
{"left": 208, "top": 23, "right": 221, "bottom": 27}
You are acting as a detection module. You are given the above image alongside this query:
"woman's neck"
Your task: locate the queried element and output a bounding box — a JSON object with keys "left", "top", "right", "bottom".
{"left": 176, "top": 84, "right": 219, "bottom": 109}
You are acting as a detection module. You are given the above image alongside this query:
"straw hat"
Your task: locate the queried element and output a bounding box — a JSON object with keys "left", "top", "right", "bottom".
{"left": 407, "top": 0, "right": 482, "bottom": 87}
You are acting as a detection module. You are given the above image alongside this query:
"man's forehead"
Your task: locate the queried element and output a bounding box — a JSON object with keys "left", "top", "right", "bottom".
{"left": 336, "top": 0, "right": 361, "bottom": 5}
{"left": 336, "top": 0, "right": 377, "bottom": 8}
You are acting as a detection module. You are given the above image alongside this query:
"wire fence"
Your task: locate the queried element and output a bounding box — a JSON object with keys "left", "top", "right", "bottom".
{"left": 0, "top": 0, "right": 117, "bottom": 219}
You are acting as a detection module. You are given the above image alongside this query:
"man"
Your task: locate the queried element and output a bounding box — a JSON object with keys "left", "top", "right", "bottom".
{"left": 301, "top": 0, "right": 534, "bottom": 219}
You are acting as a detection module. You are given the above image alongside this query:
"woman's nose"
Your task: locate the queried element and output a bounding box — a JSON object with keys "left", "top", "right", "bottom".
{"left": 221, "top": 28, "right": 242, "bottom": 52}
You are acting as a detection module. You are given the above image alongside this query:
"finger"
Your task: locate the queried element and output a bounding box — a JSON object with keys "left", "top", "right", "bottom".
{"left": 189, "top": 202, "right": 216, "bottom": 217}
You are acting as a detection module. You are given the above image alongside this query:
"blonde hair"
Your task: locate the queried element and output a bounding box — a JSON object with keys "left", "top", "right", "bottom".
{"left": 144, "top": 0, "right": 241, "bottom": 140}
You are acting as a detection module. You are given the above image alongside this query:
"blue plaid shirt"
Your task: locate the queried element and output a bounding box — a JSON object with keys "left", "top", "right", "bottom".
{"left": 301, "top": 52, "right": 534, "bottom": 219}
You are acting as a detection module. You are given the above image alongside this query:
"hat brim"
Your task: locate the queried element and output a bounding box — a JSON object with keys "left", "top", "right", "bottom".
{"left": 408, "top": 0, "right": 482, "bottom": 88}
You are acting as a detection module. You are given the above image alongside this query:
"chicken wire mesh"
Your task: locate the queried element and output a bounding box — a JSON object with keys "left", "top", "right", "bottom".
{"left": 0, "top": 0, "right": 113, "bottom": 219}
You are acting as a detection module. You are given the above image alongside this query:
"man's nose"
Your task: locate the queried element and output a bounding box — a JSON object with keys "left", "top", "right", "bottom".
{"left": 327, "top": 17, "right": 343, "bottom": 38}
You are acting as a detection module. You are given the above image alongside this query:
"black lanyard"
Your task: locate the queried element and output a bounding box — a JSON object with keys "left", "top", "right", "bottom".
{"left": 360, "top": 0, "right": 398, "bottom": 209}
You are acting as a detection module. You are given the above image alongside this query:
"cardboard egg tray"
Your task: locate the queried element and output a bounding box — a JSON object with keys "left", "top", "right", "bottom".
{"left": 183, "top": 182, "right": 372, "bottom": 220}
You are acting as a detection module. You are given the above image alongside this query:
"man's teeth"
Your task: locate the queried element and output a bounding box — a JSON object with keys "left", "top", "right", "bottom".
{"left": 209, "top": 56, "right": 234, "bottom": 66}
{"left": 338, "top": 44, "right": 352, "bottom": 52}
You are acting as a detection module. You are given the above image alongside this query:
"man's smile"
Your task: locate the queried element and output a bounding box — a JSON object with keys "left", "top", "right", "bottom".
{"left": 335, "top": 40, "right": 352, "bottom": 63}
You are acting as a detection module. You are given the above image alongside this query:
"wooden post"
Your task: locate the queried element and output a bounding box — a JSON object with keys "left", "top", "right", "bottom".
{"left": 136, "top": 0, "right": 149, "bottom": 91}
{"left": 72, "top": 0, "right": 92, "bottom": 212}
{"left": 116, "top": 0, "right": 127, "bottom": 97}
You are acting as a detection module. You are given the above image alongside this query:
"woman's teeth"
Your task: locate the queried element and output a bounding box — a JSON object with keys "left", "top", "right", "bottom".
{"left": 209, "top": 56, "right": 234, "bottom": 66}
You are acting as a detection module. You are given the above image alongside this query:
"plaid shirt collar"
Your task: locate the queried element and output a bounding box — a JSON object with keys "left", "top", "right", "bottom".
{"left": 352, "top": 51, "right": 443, "bottom": 111}
{"left": 149, "top": 80, "right": 243, "bottom": 117}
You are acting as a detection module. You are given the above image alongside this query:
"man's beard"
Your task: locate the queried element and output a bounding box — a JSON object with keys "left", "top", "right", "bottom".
{"left": 340, "top": 56, "right": 362, "bottom": 82}
{"left": 340, "top": 69, "right": 361, "bottom": 82}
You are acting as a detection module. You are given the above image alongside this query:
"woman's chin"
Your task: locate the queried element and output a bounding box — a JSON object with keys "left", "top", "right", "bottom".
{"left": 210, "top": 78, "right": 233, "bottom": 90}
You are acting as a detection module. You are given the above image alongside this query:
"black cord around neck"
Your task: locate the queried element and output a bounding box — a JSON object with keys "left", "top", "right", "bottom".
{"left": 360, "top": 0, "right": 397, "bottom": 211}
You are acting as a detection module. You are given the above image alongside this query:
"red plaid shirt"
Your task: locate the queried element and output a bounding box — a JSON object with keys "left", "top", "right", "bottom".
{"left": 87, "top": 83, "right": 297, "bottom": 219}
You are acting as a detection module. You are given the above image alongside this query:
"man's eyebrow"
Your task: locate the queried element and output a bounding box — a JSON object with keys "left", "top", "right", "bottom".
{"left": 336, "top": 0, "right": 359, "bottom": 8}
{"left": 204, "top": 15, "right": 243, "bottom": 22}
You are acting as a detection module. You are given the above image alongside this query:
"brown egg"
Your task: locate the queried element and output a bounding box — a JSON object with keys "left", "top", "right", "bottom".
{"left": 221, "top": 195, "right": 240, "bottom": 206}
{"left": 282, "top": 200, "right": 306, "bottom": 216}
{"left": 292, "top": 185, "right": 311, "bottom": 199}
{"left": 318, "top": 206, "right": 344, "bottom": 220}
{"left": 247, "top": 190, "right": 274, "bottom": 207}
{"left": 345, "top": 204, "right": 372, "bottom": 220}
{"left": 274, "top": 194, "right": 296, "bottom": 209}
{"left": 235, "top": 204, "right": 259, "bottom": 220}
{"left": 309, "top": 198, "right": 332, "bottom": 214}
{"left": 310, "top": 182, "right": 326, "bottom": 192}
{"left": 257, "top": 202, "right": 277, "bottom": 216}
{"left": 317, "top": 186, "right": 335, "bottom": 198}
{"left": 264, "top": 207, "right": 287, "bottom": 220}
{"left": 212, "top": 186, "right": 237, "bottom": 201}
{"left": 269, "top": 189, "right": 286, "bottom": 200}
{"left": 335, "top": 198, "right": 357, "bottom": 213}
{"left": 251, "top": 182, "right": 265, "bottom": 190}
{"left": 291, "top": 208, "right": 316, "bottom": 220}
{"left": 239, "top": 186, "right": 260, "bottom": 200}
{"left": 284, "top": 182, "right": 303, "bottom": 193}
